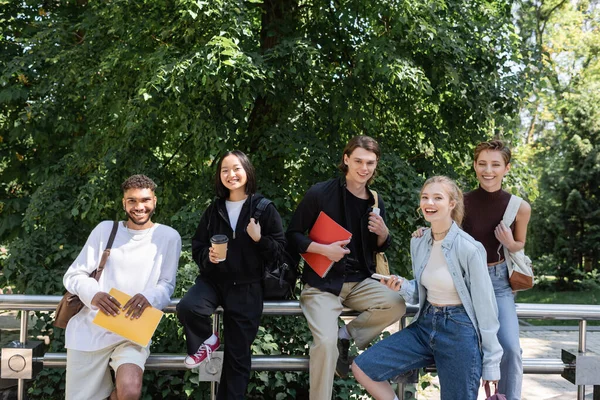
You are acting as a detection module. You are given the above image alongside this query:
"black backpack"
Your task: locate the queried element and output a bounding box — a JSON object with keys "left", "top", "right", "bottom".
{"left": 253, "top": 198, "right": 298, "bottom": 300}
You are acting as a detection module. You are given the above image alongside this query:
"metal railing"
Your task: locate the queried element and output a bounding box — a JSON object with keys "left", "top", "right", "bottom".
{"left": 1, "top": 295, "right": 600, "bottom": 399}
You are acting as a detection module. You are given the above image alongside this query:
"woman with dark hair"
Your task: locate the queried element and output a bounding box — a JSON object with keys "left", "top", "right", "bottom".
{"left": 177, "top": 150, "right": 286, "bottom": 399}
{"left": 353, "top": 176, "right": 502, "bottom": 400}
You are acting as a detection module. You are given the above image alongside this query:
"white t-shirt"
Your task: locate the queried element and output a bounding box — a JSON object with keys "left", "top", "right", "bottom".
{"left": 421, "top": 240, "right": 462, "bottom": 305}
{"left": 225, "top": 199, "right": 246, "bottom": 231}
{"left": 63, "top": 220, "right": 181, "bottom": 351}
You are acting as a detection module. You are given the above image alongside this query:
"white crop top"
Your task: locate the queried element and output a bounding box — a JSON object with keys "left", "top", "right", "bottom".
{"left": 421, "top": 240, "right": 462, "bottom": 305}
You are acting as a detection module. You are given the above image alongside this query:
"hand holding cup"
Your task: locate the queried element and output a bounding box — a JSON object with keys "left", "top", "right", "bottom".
{"left": 210, "top": 235, "right": 228, "bottom": 263}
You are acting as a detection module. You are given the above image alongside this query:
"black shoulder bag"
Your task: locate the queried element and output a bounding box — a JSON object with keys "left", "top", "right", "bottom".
{"left": 253, "top": 198, "right": 298, "bottom": 300}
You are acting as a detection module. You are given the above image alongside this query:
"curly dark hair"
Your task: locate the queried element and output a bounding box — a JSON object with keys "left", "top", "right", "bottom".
{"left": 121, "top": 174, "right": 157, "bottom": 192}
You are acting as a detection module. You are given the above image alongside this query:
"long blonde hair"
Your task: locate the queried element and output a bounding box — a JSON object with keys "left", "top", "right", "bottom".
{"left": 420, "top": 176, "right": 464, "bottom": 226}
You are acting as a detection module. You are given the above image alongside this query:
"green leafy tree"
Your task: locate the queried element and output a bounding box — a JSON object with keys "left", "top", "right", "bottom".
{"left": 530, "top": 86, "right": 600, "bottom": 286}
{"left": 1, "top": 0, "right": 526, "bottom": 397}
{"left": 520, "top": 0, "right": 600, "bottom": 287}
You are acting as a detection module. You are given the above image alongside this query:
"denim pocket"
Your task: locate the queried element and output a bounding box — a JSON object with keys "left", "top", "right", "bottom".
{"left": 447, "top": 311, "right": 474, "bottom": 328}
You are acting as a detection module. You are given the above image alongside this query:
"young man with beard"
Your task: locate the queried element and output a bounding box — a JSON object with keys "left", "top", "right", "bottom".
{"left": 63, "top": 174, "right": 181, "bottom": 400}
{"left": 287, "top": 136, "right": 406, "bottom": 399}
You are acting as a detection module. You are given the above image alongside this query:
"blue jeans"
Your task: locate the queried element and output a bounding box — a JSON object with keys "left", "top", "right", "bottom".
{"left": 354, "top": 303, "right": 482, "bottom": 400}
{"left": 488, "top": 261, "right": 522, "bottom": 400}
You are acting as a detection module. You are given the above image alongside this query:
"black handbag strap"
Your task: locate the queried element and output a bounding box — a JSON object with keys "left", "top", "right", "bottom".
{"left": 94, "top": 221, "right": 119, "bottom": 280}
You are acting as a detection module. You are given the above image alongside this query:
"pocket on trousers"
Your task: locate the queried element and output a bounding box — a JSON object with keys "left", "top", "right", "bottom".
{"left": 447, "top": 312, "right": 475, "bottom": 329}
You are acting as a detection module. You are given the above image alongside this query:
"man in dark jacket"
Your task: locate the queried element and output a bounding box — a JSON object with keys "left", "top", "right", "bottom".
{"left": 287, "top": 136, "right": 406, "bottom": 399}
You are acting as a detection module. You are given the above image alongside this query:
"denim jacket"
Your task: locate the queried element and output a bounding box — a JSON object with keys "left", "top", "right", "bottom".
{"left": 399, "top": 222, "right": 503, "bottom": 381}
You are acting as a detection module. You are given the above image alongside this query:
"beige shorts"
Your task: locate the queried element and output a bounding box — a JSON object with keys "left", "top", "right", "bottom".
{"left": 65, "top": 341, "right": 150, "bottom": 400}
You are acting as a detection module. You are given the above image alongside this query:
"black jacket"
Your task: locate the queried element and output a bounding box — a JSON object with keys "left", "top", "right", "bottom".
{"left": 286, "top": 177, "right": 391, "bottom": 295}
{"left": 192, "top": 194, "right": 286, "bottom": 285}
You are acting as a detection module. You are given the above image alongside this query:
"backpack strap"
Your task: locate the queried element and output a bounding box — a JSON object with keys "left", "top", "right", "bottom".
{"left": 253, "top": 198, "right": 273, "bottom": 220}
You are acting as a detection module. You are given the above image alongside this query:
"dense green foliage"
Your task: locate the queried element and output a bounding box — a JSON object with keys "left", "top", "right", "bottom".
{"left": 1, "top": 0, "right": 534, "bottom": 398}
{"left": 520, "top": 0, "right": 600, "bottom": 287}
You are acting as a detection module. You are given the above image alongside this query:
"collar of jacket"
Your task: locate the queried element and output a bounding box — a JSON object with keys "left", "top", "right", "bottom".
{"left": 213, "top": 194, "right": 263, "bottom": 232}
{"left": 337, "top": 176, "right": 376, "bottom": 205}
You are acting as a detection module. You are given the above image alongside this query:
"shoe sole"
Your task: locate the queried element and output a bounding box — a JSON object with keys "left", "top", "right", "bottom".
{"left": 183, "top": 345, "right": 221, "bottom": 369}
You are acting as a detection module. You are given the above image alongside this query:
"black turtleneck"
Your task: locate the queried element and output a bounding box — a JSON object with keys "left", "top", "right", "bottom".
{"left": 463, "top": 186, "right": 512, "bottom": 264}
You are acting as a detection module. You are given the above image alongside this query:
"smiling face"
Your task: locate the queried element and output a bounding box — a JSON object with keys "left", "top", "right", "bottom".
{"left": 220, "top": 154, "right": 248, "bottom": 196}
{"left": 122, "top": 188, "right": 156, "bottom": 229}
{"left": 474, "top": 149, "right": 510, "bottom": 192}
{"left": 343, "top": 147, "right": 378, "bottom": 187}
{"left": 420, "top": 182, "right": 455, "bottom": 226}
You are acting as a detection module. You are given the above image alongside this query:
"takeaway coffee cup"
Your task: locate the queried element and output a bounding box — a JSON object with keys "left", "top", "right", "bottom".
{"left": 210, "top": 235, "right": 229, "bottom": 262}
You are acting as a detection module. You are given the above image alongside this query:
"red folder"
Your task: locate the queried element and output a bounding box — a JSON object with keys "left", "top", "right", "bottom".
{"left": 301, "top": 212, "right": 352, "bottom": 278}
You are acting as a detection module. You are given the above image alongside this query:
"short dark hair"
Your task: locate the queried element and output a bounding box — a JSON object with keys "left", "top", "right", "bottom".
{"left": 215, "top": 150, "right": 257, "bottom": 199}
{"left": 121, "top": 174, "right": 157, "bottom": 193}
{"left": 474, "top": 140, "right": 511, "bottom": 165}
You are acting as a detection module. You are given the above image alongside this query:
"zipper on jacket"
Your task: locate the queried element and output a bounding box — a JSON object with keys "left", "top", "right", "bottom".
{"left": 217, "top": 207, "right": 235, "bottom": 239}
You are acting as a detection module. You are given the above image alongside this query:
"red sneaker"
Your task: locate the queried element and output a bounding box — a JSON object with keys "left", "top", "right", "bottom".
{"left": 184, "top": 337, "right": 221, "bottom": 369}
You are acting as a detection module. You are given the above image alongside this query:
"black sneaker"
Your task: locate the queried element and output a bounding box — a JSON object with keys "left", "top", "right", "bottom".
{"left": 335, "top": 338, "right": 350, "bottom": 378}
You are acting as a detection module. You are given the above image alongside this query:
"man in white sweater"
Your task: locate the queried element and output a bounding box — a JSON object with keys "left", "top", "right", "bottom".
{"left": 63, "top": 175, "right": 181, "bottom": 400}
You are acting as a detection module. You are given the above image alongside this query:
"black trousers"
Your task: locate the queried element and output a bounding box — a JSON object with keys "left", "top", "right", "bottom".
{"left": 176, "top": 277, "right": 263, "bottom": 400}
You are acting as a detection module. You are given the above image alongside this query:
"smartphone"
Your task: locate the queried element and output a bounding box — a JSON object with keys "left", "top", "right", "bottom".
{"left": 371, "top": 207, "right": 380, "bottom": 216}
{"left": 371, "top": 273, "right": 391, "bottom": 281}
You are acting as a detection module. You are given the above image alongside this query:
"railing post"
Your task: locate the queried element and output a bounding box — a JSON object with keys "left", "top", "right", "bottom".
{"left": 18, "top": 310, "right": 28, "bottom": 400}
{"left": 577, "top": 320, "right": 587, "bottom": 400}
{"left": 210, "top": 313, "right": 221, "bottom": 400}
{"left": 397, "top": 316, "right": 406, "bottom": 400}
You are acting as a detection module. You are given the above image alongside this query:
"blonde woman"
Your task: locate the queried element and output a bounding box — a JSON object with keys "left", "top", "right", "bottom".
{"left": 352, "top": 176, "right": 502, "bottom": 400}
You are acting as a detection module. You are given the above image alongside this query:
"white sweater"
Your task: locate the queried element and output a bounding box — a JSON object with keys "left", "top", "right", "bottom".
{"left": 63, "top": 220, "right": 181, "bottom": 351}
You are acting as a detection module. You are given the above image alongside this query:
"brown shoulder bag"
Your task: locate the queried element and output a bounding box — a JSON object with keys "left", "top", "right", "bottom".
{"left": 53, "top": 221, "right": 119, "bottom": 329}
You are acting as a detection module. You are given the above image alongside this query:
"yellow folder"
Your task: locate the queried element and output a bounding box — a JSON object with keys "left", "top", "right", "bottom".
{"left": 92, "top": 288, "right": 164, "bottom": 347}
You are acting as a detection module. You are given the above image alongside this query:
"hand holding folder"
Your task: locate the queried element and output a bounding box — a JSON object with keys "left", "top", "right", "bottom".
{"left": 93, "top": 288, "right": 164, "bottom": 347}
{"left": 301, "top": 212, "right": 352, "bottom": 278}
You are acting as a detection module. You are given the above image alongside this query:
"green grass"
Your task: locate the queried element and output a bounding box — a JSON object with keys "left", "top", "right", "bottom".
{"left": 515, "top": 286, "right": 600, "bottom": 326}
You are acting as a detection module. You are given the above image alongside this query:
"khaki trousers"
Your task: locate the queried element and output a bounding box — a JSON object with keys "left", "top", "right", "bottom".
{"left": 300, "top": 278, "right": 406, "bottom": 399}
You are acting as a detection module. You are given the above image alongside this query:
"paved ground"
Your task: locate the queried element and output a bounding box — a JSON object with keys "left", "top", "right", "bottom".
{"left": 417, "top": 325, "right": 600, "bottom": 400}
